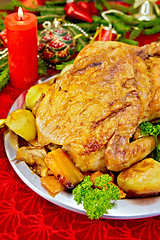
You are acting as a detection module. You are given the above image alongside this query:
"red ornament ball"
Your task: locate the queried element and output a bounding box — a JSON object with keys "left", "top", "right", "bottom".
{"left": 38, "top": 23, "right": 76, "bottom": 65}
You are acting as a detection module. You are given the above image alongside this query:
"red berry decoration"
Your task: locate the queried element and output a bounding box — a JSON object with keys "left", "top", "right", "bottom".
{"left": 38, "top": 19, "right": 76, "bottom": 65}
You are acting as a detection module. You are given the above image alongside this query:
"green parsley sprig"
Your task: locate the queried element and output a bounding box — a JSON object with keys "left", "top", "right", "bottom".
{"left": 72, "top": 174, "right": 121, "bottom": 220}
{"left": 139, "top": 121, "right": 160, "bottom": 161}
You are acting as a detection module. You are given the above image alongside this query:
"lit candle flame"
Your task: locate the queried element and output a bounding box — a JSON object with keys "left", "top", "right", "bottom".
{"left": 18, "top": 7, "right": 23, "bottom": 20}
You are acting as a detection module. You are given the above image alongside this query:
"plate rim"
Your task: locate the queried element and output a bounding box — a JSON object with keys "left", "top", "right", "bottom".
{"left": 4, "top": 77, "right": 160, "bottom": 220}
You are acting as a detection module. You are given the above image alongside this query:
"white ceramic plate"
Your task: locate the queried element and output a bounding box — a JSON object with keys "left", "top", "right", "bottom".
{"left": 4, "top": 76, "right": 160, "bottom": 219}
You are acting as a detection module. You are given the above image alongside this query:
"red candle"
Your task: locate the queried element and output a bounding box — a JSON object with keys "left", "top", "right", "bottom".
{"left": 4, "top": 8, "right": 38, "bottom": 90}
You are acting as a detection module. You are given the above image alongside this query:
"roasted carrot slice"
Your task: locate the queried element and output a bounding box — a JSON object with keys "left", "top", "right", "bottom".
{"left": 44, "top": 148, "right": 84, "bottom": 189}
{"left": 41, "top": 175, "right": 65, "bottom": 196}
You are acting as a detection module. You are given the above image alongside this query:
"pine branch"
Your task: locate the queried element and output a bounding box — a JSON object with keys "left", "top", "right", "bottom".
{"left": 4, "top": 0, "right": 38, "bottom": 12}
{"left": 56, "top": 59, "right": 74, "bottom": 70}
{"left": 113, "top": 12, "right": 136, "bottom": 24}
{"left": 92, "top": 15, "right": 108, "bottom": 24}
{"left": 0, "top": 54, "right": 8, "bottom": 68}
{"left": 101, "top": 0, "right": 112, "bottom": 10}
{"left": 39, "top": 6, "right": 65, "bottom": 15}
{"left": 38, "top": 57, "right": 48, "bottom": 76}
{"left": 0, "top": 55, "right": 9, "bottom": 91}
{"left": 66, "top": 25, "right": 89, "bottom": 51}
{"left": 118, "top": 36, "right": 138, "bottom": 45}
{"left": 0, "top": 61, "right": 8, "bottom": 71}
{"left": 108, "top": 3, "right": 136, "bottom": 15}
{"left": 124, "top": 0, "right": 134, "bottom": 5}
{"left": 144, "top": 25, "right": 160, "bottom": 35}
{"left": 37, "top": 15, "right": 63, "bottom": 24}
{"left": 0, "top": 67, "right": 9, "bottom": 91}
{"left": 76, "top": 22, "right": 98, "bottom": 33}
{"left": 95, "top": 0, "right": 104, "bottom": 12}
{"left": 129, "top": 27, "right": 143, "bottom": 39}
{"left": 138, "top": 17, "right": 160, "bottom": 28}
{"left": 0, "top": 12, "right": 7, "bottom": 31}
{"left": 0, "top": 1, "right": 16, "bottom": 10}
{"left": 45, "top": 0, "right": 66, "bottom": 7}
{"left": 1, "top": 0, "right": 65, "bottom": 15}
{"left": 106, "top": 15, "right": 132, "bottom": 34}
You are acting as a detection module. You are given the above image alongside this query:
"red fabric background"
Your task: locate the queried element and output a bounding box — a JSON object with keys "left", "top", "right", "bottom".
{"left": 1, "top": 1, "right": 160, "bottom": 239}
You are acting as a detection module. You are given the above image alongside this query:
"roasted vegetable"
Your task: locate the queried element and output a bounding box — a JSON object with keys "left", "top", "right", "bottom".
{"left": 0, "top": 119, "right": 5, "bottom": 129}
{"left": 73, "top": 174, "right": 121, "bottom": 219}
{"left": 90, "top": 171, "right": 103, "bottom": 184}
{"left": 117, "top": 158, "right": 160, "bottom": 197}
{"left": 90, "top": 171, "right": 126, "bottom": 199}
{"left": 16, "top": 146, "right": 48, "bottom": 177}
{"left": 44, "top": 148, "right": 84, "bottom": 189}
{"left": 41, "top": 175, "right": 66, "bottom": 196}
{"left": 25, "top": 82, "right": 50, "bottom": 110}
{"left": 5, "top": 109, "right": 36, "bottom": 141}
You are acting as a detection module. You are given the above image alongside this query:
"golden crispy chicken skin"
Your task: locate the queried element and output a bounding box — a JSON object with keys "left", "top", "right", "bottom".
{"left": 36, "top": 41, "right": 160, "bottom": 172}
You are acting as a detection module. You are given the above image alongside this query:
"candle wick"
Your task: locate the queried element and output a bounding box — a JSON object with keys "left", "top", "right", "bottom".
{"left": 20, "top": 17, "right": 23, "bottom": 21}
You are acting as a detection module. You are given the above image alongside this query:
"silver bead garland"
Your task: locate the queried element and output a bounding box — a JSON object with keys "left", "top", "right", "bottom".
{"left": 42, "top": 19, "right": 91, "bottom": 39}
{"left": 0, "top": 48, "right": 8, "bottom": 60}
{"left": 62, "top": 22, "right": 92, "bottom": 39}
{"left": 101, "top": 9, "right": 127, "bottom": 30}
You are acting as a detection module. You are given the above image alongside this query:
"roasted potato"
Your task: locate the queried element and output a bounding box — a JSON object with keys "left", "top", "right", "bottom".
{"left": 5, "top": 109, "right": 36, "bottom": 141}
{"left": 25, "top": 82, "right": 50, "bottom": 110}
{"left": 117, "top": 158, "right": 160, "bottom": 197}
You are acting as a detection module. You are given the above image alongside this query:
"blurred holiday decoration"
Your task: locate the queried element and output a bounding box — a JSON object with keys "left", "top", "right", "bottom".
{"left": 0, "top": 47, "right": 9, "bottom": 91}
{"left": 94, "top": 25, "right": 117, "bottom": 41}
{"left": 0, "top": 29, "right": 9, "bottom": 90}
{"left": 64, "top": 0, "right": 93, "bottom": 23}
{"left": 93, "top": 10, "right": 121, "bottom": 42}
{"left": 87, "top": 1, "right": 99, "bottom": 16}
{"left": 133, "top": 0, "right": 160, "bottom": 21}
{"left": 1, "top": 0, "right": 160, "bottom": 90}
{"left": 0, "top": 29, "right": 7, "bottom": 48}
{"left": 38, "top": 19, "right": 76, "bottom": 65}
{"left": 0, "top": 48, "right": 8, "bottom": 60}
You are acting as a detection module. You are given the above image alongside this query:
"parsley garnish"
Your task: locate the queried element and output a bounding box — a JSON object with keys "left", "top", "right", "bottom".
{"left": 73, "top": 174, "right": 121, "bottom": 219}
{"left": 139, "top": 121, "right": 160, "bottom": 161}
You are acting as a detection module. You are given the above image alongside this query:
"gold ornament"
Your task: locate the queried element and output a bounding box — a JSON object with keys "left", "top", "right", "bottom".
{"left": 134, "top": 0, "right": 160, "bottom": 21}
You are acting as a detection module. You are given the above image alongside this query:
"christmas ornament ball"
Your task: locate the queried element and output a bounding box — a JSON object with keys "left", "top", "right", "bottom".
{"left": 38, "top": 21, "right": 76, "bottom": 65}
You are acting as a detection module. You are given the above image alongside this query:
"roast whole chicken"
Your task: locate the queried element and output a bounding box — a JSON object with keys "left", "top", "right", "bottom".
{"left": 36, "top": 41, "right": 160, "bottom": 173}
